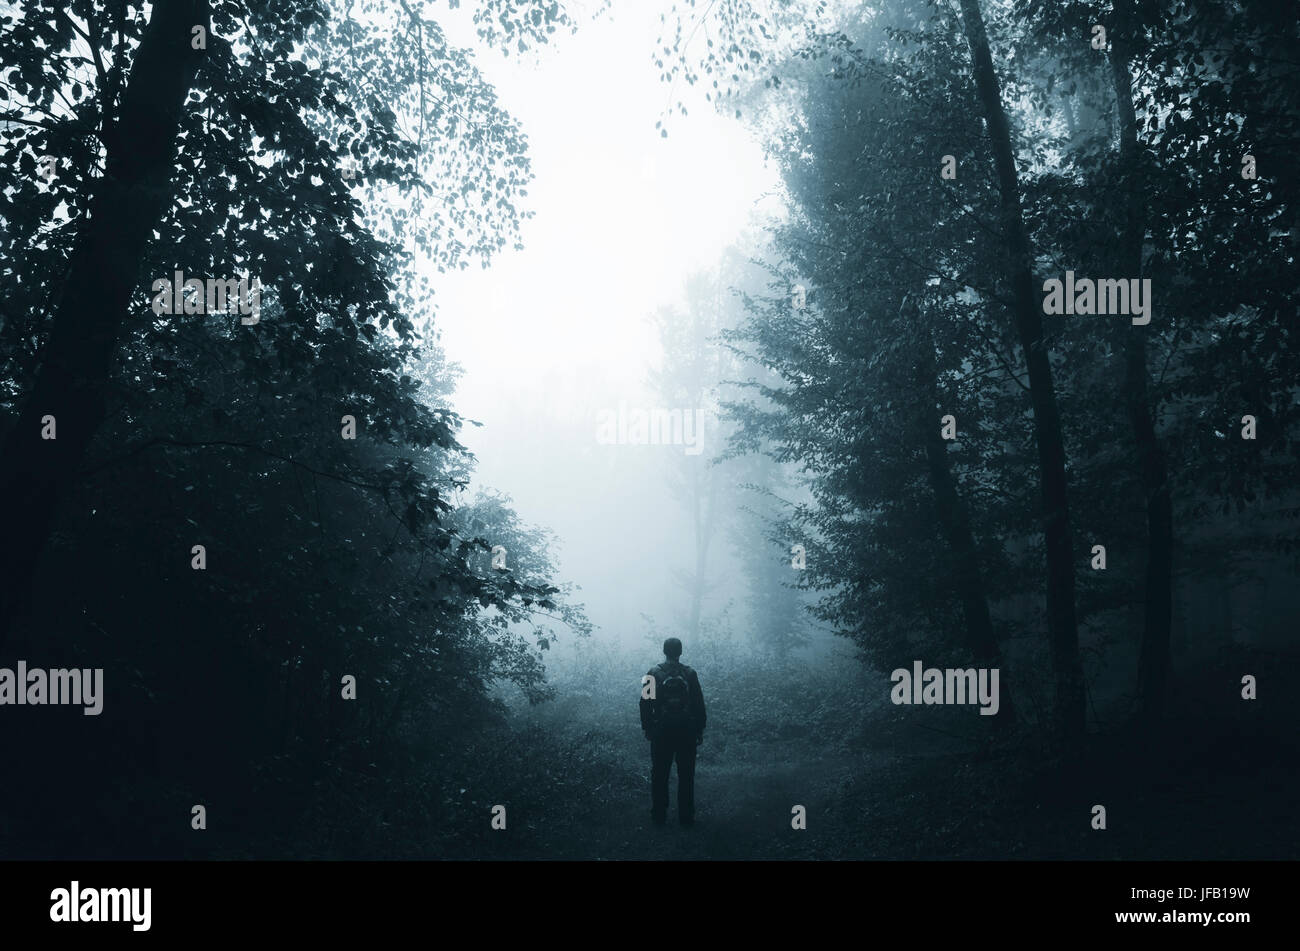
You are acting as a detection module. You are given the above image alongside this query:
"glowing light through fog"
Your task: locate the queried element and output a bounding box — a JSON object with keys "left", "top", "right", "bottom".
{"left": 432, "top": 1, "right": 779, "bottom": 473}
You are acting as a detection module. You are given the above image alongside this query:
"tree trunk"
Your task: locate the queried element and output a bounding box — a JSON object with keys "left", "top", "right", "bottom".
{"left": 1108, "top": 4, "right": 1174, "bottom": 727}
{"left": 687, "top": 459, "right": 717, "bottom": 642}
{"left": 957, "top": 0, "right": 1084, "bottom": 747}
{"left": 916, "top": 343, "right": 1016, "bottom": 726}
{"left": 0, "top": 0, "right": 208, "bottom": 645}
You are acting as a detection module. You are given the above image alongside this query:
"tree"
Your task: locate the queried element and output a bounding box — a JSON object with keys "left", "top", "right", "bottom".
{"left": 0, "top": 0, "right": 210, "bottom": 642}
{"left": 956, "top": 0, "right": 1082, "bottom": 746}
{"left": 650, "top": 267, "right": 738, "bottom": 642}
{"left": 0, "top": 0, "right": 589, "bottom": 857}
{"left": 0, "top": 0, "right": 573, "bottom": 642}
{"left": 1016, "top": 0, "right": 1300, "bottom": 724}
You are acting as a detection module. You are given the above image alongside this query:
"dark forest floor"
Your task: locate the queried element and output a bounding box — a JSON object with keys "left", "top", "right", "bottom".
{"left": 441, "top": 652, "right": 1300, "bottom": 861}
{"left": 16, "top": 651, "right": 1284, "bottom": 860}
{"left": 5, "top": 668, "right": 1293, "bottom": 861}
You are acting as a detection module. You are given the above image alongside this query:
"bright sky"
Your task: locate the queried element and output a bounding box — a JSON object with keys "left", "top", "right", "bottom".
{"left": 412, "top": 2, "right": 789, "bottom": 647}
{"left": 431, "top": 0, "right": 781, "bottom": 498}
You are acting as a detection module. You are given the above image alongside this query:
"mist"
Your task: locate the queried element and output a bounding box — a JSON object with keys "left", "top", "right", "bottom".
{"left": 1, "top": 0, "right": 1296, "bottom": 869}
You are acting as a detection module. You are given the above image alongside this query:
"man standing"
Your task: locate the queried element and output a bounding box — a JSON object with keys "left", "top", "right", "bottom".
{"left": 640, "top": 637, "right": 706, "bottom": 827}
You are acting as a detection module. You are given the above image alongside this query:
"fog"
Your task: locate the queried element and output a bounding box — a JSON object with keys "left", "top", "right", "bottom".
{"left": 432, "top": 1, "right": 789, "bottom": 659}
{"left": 2, "top": 0, "right": 1294, "bottom": 866}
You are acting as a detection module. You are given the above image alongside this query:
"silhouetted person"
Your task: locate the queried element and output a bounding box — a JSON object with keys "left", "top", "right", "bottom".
{"left": 640, "top": 637, "right": 706, "bottom": 827}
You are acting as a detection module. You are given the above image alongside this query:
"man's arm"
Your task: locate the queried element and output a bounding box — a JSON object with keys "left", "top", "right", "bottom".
{"left": 640, "top": 667, "right": 656, "bottom": 737}
{"left": 691, "top": 670, "right": 706, "bottom": 737}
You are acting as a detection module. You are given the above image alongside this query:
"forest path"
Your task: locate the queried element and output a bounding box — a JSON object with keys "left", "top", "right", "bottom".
{"left": 488, "top": 683, "right": 1300, "bottom": 861}
{"left": 502, "top": 719, "right": 865, "bottom": 860}
{"left": 611, "top": 743, "right": 844, "bottom": 860}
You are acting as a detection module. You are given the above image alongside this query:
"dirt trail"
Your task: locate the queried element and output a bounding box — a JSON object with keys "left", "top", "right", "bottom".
{"left": 490, "top": 694, "right": 1300, "bottom": 861}
{"left": 632, "top": 752, "right": 837, "bottom": 860}
{"left": 517, "top": 729, "right": 854, "bottom": 860}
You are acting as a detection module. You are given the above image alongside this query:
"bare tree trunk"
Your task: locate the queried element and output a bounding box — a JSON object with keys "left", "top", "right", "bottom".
{"left": 957, "top": 0, "right": 1084, "bottom": 748}
{"left": 687, "top": 460, "right": 718, "bottom": 642}
{"left": 1108, "top": 3, "right": 1175, "bottom": 727}
{"left": 915, "top": 340, "right": 1016, "bottom": 726}
{"left": 0, "top": 0, "right": 209, "bottom": 645}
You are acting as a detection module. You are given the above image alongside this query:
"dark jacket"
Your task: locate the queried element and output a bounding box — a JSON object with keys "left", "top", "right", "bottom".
{"left": 640, "top": 659, "right": 706, "bottom": 737}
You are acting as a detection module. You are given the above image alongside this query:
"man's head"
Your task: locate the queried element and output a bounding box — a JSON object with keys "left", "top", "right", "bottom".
{"left": 663, "top": 637, "right": 683, "bottom": 661}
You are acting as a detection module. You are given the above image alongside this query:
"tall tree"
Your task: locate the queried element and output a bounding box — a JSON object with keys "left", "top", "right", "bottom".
{"left": 0, "top": 0, "right": 209, "bottom": 642}
{"left": 0, "top": 0, "right": 573, "bottom": 643}
{"left": 1105, "top": 0, "right": 1173, "bottom": 725}
{"left": 1017, "top": 0, "right": 1300, "bottom": 723}
{"left": 651, "top": 269, "right": 736, "bottom": 641}
{"left": 956, "top": 0, "right": 1083, "bottom": 746}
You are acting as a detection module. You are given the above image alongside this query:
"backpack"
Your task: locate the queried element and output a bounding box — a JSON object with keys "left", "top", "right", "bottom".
{"left": 655, "top": 665, "right": 693, "bottom": 729}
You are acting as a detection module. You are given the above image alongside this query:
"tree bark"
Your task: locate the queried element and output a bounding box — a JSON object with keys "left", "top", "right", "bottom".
{"left": 916, "top": 343, "right": 1017, "bottom": 726}
{"left": 957, "top": 0, "right": 1084, "bottom": 747}
{"left": 0, "top": 0, "right": 209, "bottom": 645}
{"left": 1108, "top": 6, "right": 1174, "bottom": 726}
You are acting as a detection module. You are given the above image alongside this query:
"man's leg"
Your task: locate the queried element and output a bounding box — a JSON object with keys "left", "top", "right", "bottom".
{"left": 650, "top": 735, "right": 672, "bottom": 824}
{"left": 675, "top": 734, "right": 697, "bottom": 826}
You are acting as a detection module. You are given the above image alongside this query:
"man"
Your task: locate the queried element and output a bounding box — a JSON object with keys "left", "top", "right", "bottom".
{"left": 640, "top": 637, "right": 706, "bottom": 827}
